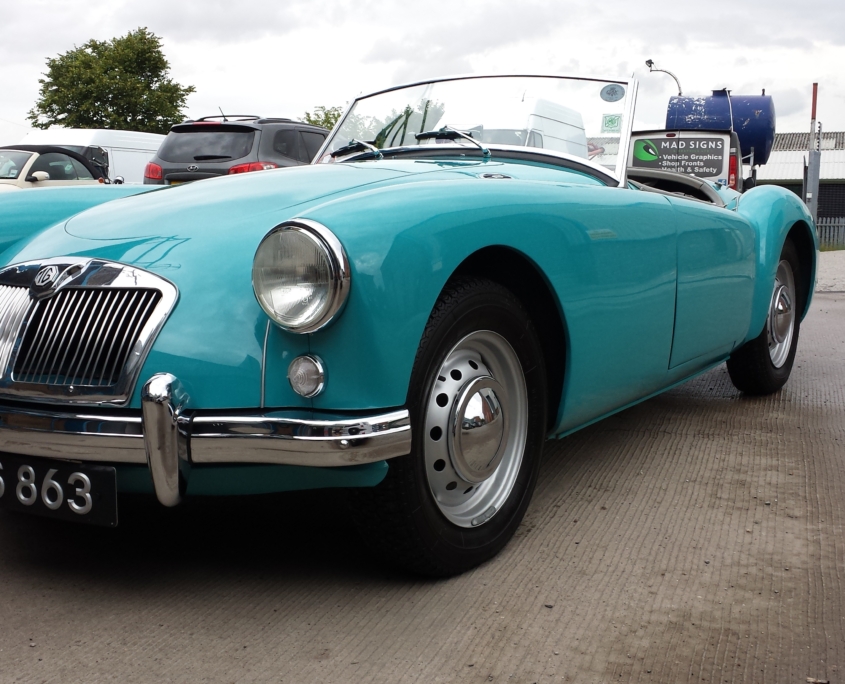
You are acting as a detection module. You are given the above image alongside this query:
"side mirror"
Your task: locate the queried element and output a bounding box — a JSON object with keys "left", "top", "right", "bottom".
{"left": 25, "top": 171, "right": 50, "bottom": 183}
{"left": 112, "top": 176, "right": 125, "bottom": 185}
{"left": 743, "top": 176, "right": 755, "bottom": 190}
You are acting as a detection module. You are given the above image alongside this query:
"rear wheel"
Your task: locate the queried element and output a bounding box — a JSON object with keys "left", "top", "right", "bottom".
{"left": 350, "top": 277, "right": 548, "bottom": 576}
{"left": 727, "top": 238, "right": 802, "bottom": 394}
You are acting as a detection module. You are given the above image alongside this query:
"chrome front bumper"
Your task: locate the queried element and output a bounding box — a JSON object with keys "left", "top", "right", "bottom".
{"left": 0, "top": 373, "right": 411, "bottom": 507}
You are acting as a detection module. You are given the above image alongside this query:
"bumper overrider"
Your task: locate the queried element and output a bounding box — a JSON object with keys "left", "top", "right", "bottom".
{"left": 0, "top": 373, "right": 411, "bottom": 507}
{"left": 0, "top": 257, "right": 411, "bottom": 507}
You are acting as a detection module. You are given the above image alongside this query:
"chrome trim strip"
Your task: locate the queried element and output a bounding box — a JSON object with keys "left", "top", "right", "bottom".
{"left": 616, "top": 78, "right": 638, "bottom": 185}
{"left": 0, "top": 401, "right": 412, "bottom": 470}
{"left": 141, "top": 373, "right": 189, "bottom": 507}
{"left": 190, "top": 409, "right": 411, "bottom": 466}
{"left": 260, "top": 319, "right": 271, "bottom": 409}
{"left": 0, "top": 406, "right": 146, "bottom": 462}
{"left": 358, "top": 73, "right": 632, "bottom": 102}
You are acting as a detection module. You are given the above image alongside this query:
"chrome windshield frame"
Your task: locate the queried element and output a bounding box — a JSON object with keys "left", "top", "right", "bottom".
{"left": 315, "top": 73, "right": 638, "bottom": 184}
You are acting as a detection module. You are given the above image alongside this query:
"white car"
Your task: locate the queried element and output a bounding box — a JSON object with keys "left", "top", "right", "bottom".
{"left": 0, "top": 146, "right": 104, "bottom": 193}
{"left": 15, "top": 129, "right": 165, "bottom": 184}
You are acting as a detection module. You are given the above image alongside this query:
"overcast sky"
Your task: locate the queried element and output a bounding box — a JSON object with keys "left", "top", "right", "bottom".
{"left": 1, "top": 0, "right": 844, "bottom": 142}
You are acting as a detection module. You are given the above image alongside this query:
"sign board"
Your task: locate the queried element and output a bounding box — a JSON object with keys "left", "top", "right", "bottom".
{"left": 629, "top": 130, "right": 731, "bottom": 182}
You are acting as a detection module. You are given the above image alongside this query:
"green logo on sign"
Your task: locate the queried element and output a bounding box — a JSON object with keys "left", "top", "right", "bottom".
{"left": 633, "top": 140, "right": 659, "bottom": 162}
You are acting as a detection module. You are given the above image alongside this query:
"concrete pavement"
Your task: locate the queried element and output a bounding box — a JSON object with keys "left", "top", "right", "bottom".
{"left": 0, "top": 293, "right": 843, "bottom": 684}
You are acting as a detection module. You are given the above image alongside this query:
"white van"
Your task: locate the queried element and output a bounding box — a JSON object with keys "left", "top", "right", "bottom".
{"left": 16, "top": 129, "right": 165, "bottom": 184}
{"left": 476, "top": 98, "right": 587, "bottom": 158}
{"left": 523, "top": 99, "right": 587, "bottom": 157}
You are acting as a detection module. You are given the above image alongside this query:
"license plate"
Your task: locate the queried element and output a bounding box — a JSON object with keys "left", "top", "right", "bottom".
{"left": 167, "top": 180, "right": 185, "bottom": 185}
{"left": 0, "top": 453, "right": 117, "bottom": 527}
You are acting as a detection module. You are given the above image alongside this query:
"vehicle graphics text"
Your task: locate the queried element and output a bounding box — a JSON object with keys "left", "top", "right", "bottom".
{"left": 631, "top": 137, "right": 726, "bottom": 177}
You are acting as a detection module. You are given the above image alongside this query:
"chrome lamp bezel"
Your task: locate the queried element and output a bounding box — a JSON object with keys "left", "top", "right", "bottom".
{"left": 252, "top": 219, "right": 351, "bottom": 334}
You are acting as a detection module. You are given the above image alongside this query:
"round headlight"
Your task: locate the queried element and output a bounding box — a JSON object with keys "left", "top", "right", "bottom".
{"left": 252, "top": 219, "right": 350, "bottom": 333}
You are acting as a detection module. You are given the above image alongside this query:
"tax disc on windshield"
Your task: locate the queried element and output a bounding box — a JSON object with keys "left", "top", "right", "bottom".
{"left": 600, "top": 84, "right": 625, "bottom": 102}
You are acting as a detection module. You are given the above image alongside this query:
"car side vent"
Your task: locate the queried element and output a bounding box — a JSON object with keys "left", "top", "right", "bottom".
{"left": 480, "top": 173, "right": 512, "bottom": 179}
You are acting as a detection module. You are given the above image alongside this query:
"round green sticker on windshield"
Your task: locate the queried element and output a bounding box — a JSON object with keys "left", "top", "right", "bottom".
{"left": 600, "top": 84, "right": 625, "bottom": 102}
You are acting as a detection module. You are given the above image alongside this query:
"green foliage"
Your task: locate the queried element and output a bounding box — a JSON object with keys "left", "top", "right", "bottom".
{"left": 302, "top": 106, "right": 343, "bottom": 131}
{"left": 28, "top": 28, "right": 195, "bottom": 134}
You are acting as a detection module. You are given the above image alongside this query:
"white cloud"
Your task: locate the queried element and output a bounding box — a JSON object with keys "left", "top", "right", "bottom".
{"left": 1, "top": 0, "right": 843, "bottom": 133}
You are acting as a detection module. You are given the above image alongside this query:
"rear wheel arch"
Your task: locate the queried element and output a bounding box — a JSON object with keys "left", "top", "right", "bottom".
{"left": 450, "top": 246, "right": 567, "bottom": 432}
{"left": 784, "top": 220, "right": 815, "bottom": 319}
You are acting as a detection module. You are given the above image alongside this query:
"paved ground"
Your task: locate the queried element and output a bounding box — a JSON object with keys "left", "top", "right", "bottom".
{"left": 817, "top": 249, "right": 845, "bottom": 292}
{"left": 1, "top": 293, "right": 843, "bottom": 683}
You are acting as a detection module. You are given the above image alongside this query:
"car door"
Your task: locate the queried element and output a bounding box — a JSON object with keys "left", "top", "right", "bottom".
{"left": 666, "top": 197, "right": 756, "bottom": 369}
{"left": 550, "top": 184, "right": 679, "bottom": 433}
{"left": 26, "top": 152, "right": 98, "bottom": 187}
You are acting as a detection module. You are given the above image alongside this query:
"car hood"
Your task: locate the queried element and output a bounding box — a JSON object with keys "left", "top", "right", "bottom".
{"left": 5, "top": 160, "right": 494, "bottom": 409}
{"left": 63, "top": 162, "right": 429, "bottom": 240}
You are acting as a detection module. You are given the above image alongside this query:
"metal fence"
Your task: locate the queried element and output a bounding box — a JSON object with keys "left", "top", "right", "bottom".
{"left": 817, "top": 217, "right": 845, "bottom": 250}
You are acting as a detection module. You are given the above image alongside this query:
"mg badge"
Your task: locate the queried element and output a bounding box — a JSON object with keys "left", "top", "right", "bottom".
{"left": 34, "top": 265, "right": 59, "bottom": 288}
{"left": 187, "top": 164, "right": 199, "bottom": 172}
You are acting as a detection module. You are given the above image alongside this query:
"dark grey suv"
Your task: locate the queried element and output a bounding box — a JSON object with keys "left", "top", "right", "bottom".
{"left": 143, "top": 116, "right": 329, "bottom": 185}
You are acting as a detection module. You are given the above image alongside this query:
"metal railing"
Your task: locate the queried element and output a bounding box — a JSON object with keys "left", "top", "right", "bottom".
{"left": 817, "top": 217, "right": 845, "bottom": 250}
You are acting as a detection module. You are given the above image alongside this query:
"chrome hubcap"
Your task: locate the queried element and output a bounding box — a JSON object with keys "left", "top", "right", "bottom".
{"left": 423, "top": 331, "right": 527, "bottom": 528}
{"left": 767, "top": 259, "right": 796, "bottom": 368}
{"left": 449, "top": 377, "right": 507, "bottom": 483}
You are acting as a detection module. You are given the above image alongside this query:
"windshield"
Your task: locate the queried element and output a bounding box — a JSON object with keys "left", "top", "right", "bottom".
{"left": 0, "top": 151, "right": 33, "bottom": 180}
{"left": 319, "top": 75, "right": 633, "bottom": 178}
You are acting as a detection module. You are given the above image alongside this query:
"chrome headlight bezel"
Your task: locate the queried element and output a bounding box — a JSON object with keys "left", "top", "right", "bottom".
{"left": 252, "top": 219, "right": 350, "bottom": 334}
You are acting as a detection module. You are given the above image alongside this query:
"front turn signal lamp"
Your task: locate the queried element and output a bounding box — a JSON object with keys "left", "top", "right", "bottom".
{"left": 252, "top": 219, "right": 350, "bottom": 334}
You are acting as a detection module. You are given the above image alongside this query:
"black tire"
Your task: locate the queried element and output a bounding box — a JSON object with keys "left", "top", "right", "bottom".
{"left": 349, "top": 277, "right": 548, "bottom": 576}
{"left": 727, "top": 238, "right": 803, "bottom": 395}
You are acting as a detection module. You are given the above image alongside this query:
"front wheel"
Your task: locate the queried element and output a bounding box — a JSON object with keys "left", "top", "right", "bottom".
{"left": 350, "top": 278, "right": 548, "bottom": 576}
{"left": 727, "top": 238, "right": 803, "bottom": 395}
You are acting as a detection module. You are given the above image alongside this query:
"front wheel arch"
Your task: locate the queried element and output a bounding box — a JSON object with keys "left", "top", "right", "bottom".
{"left": 450, "top": 246, "right": 567, "bottom": 433}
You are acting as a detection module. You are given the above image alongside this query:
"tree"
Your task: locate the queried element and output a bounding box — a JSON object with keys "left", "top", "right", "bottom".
{"left": 28, "top": 28, "right": 195, "bottom": 134}
{"left": 303, "top": 105, "right": 343, "bottom": 130}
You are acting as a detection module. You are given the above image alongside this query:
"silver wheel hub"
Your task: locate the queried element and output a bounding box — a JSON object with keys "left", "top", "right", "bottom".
{"left": 770, "top": 285, "right": 792, "bottom": 343}
{"left": 767, "top": 259, "right": 796, "bottom": 369}
{"left": 423, "top": 330, "right": 528, "bottom": 528}
{"left": 449, "top": 377, "right": 507, "bottom": 483}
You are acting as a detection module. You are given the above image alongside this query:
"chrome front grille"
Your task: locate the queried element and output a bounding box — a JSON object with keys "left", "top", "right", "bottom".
{"left": 0, "top": 285, "right": 31, "bottom": 373}
{"left": 14, "top": 288, "right": 161, "bottom": 387}
{"left": 0, "top": 258, "right": 178, "bottom": 405}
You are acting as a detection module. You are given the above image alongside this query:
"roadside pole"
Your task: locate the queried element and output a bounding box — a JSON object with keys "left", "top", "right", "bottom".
{"left": 804, "top": 83, "right": 821, "bottom": 223}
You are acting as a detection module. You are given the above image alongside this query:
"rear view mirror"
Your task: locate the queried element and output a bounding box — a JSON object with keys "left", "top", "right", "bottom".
{"left": 25, "top": 171, "right": 51, "bottom": 182}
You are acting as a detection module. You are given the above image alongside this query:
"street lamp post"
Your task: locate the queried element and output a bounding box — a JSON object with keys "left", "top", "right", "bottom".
{"left": 645, "top": 59, "right": 683, "bottom": 97}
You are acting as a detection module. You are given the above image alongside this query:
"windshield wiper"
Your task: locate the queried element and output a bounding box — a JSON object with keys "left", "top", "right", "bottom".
{"left": 330, "top": 139, "right": 383, "bottom": 160}
{"left": 415, "top": 127, "right": 490, "bottom": 156}
{"left": 193, "top": 155, "right": 232, "bottom": 161}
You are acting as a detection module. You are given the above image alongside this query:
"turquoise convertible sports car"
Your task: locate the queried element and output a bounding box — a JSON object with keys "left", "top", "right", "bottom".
{"left": 0, "top": 75, "right": 817, "bottom": 575}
